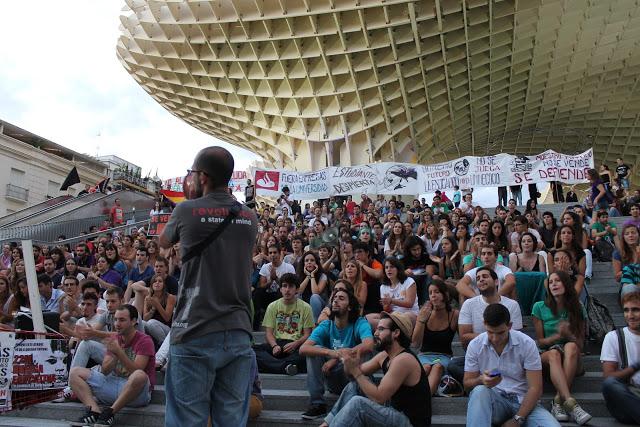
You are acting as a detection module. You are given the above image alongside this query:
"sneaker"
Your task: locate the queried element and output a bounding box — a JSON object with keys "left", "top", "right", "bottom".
{"left": 569, "top": 403, "right": 592, "bottom": 425}
{"left": 551, "top": 399, "right": 569, "bottom": 422}
{"left": 94, "top": 407, "right": 115, "bottom": 427}
{"left": 53, "top": 386, "right": 73, "bottom": 403}
{"left": 285, "top": 363, "right": 298, "bottom": 376}
{"left": 301, "top": 404, "right": 327, "bottom": 420}
{"left": 69, "top": 406, "right": 100, "bottom": 426}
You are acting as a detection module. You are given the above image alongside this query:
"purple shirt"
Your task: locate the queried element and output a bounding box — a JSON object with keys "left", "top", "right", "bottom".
{"left": 99, "top": 269, "right": 123, "bottom": 290}
{"left": 623, "top": 218, "right": 640, "bottom": 229}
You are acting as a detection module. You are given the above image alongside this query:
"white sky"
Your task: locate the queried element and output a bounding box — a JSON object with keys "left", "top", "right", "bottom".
{"left": 0, "top": 1, "right": 260, "bottom": 181}
{"left": 0, "top": 1, "right": 544, "bottom": 206}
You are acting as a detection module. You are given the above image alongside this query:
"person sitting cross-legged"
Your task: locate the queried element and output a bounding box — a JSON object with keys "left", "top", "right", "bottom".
{"left": 69, "top": 304, "right": 155, "bottom": 427}
{"left": 319, "top": 311, "right": 431, "bottom": 427}
{"left": 299, "top": 288, "right": 375, "bottom": 420}
{"left": 601, "top": 291, "right": 640, "bottom": 425}
{"left": 253, "top": 273, "right": 313, "bottom": 375}
{"left": 463, "top": 303, "right": 559, "bottom": 427}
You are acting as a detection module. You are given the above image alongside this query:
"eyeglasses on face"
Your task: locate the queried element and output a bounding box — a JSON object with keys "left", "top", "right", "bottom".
{"left": 186, "top": 169, "right": 208, "bottom": 176}
{"left": 376, "top": 326, "right": 392, "bottom": 332}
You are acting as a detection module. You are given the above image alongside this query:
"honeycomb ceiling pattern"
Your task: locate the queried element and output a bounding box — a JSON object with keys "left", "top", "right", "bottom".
{"left": 117, "top": 0, "right": 640, "bottom": 171}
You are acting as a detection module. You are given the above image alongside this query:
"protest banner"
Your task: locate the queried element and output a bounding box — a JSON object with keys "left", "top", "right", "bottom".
{"left": 330, "top": 165, "right": 379, "bottom": 196}
{"left": 254, "top": 149, "right": 594, "bottom": 198}
{"left": 11, "top": 339, "right": 68, "bottom": 391}
{"left": 255, "top": 169, "right": 331, "bottom": 199}
{"left": 148, "top": 213, "right": 172, "bottom": 236}
{"left": 0, "top": 332, "right": 15, "bottom": 411}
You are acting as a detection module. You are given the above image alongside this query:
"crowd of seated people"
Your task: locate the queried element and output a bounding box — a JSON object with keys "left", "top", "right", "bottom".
{"left": 247, "top": 178, "right": 639, "bottom": 425}
{"left": 0, "top": 170, "right": 638, "bottom": 426}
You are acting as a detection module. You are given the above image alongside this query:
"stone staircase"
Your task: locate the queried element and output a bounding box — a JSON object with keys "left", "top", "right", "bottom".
{"left": 2, "top": 261, "right": 625, "bottom": 426}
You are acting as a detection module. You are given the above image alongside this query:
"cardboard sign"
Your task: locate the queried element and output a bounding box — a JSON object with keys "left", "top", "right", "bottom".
{"left": 148, "top": 213, "right": 171, "bottom": 237}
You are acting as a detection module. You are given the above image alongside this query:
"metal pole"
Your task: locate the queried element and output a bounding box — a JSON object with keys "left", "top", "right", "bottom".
{"left": 21, "top": 240, "right": 45, "bottom": 334}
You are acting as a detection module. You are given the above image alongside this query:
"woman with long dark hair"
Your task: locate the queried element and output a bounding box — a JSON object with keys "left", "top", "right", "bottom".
{"left": 63, "top": 258, "right": 86, "bottom": 281}
{"left": 509, "top": 232, "right": 546, "bottom": 273}
{"left": 454, "top": 223, "right": 471, "bottom": 254}
{"left": 368, "top": 257, "right": 418, "bottom": 326}
{"left": 488, "top": 219, "right": 510, "bottom": 257}
{"left": 524, "top": 199, "right": 541, "bottom": 225}
{"left": 0, "top": 276, "right": 11, "bottom": 319}
{"left": 412, "top": 280, "right": 459, "bottom": 395}
{"left": 532, "top": 271, "right": 591, "bottom": 424}
{"left": 384, "top": 222, "right": 408, "bottom": 258}
{"left": 540, "top": 211, "right": 559, "bottom": 250}
{"left": 4, "top": 277, "right": 30, "bottom": 323}
{"left": 296, "top": 251, "right": 328, "bottom": 322}
{"left": 105, "top": 243, "right": 128, "bottom": 283}
{"left": 549, "top": 225, "right": 586, "bottom": 278}
{"left": 49, "top": 247, "right": 66, "bottom": 272}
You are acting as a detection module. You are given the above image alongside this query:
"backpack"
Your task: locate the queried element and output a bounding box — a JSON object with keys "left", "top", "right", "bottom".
{"left": 585, "top": 288, "right": 615, "bottom": 343}
{"left": 593, "top": 238, "right": 615, "bottom": 262}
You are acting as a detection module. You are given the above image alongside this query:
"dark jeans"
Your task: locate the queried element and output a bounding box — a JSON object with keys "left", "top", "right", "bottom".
{"left": 253, "top": 340, "right": 306, "bottom": 374}
{"left": 252, "top": 288, "right": 280, "bottom": 330}
{"left": 497, "top": 187, "right": 508, "bottom": 207}
{"left": 306, "top": 356, "right": 350, "bottom": 405}
{"left": 602, "top": 376, "right": 640, "bottom": 424}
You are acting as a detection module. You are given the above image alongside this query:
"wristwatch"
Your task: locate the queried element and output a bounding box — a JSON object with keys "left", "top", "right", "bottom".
{"left": 513, "top": 415, "right": 525, "bottom": 425}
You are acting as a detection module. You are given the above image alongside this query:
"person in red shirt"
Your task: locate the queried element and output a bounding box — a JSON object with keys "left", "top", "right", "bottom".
{"left": 351, "top": 206, "right": 366, "bottom": 230}
{"left": 345, "top": 195, "right": 357, "bottom": 217}
{"left": 110, "top": 199, "right": 125, "bottom": 226}
{"left": 69, "top": 304, "right": 155, "bottom": 426}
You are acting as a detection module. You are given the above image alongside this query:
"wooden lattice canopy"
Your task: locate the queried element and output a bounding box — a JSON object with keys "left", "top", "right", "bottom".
{"left": 117, "top": 0, "right": 640, "bottom": 172}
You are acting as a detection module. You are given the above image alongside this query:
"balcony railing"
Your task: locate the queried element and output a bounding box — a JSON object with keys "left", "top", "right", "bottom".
{"left": 5, "top": 184, "right": 29, "bottom": 202}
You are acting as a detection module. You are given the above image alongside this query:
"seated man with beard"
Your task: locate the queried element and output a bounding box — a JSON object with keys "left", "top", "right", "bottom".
{"left": 321, "top": 311, "right": 431, "bottom": 427}
{"left": 299, "top": 288, "right": 374, "bottom": 420}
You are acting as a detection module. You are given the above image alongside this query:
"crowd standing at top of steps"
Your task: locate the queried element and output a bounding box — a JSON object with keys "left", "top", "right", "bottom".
{"left": 0, "top": 149, "right": 638, "bottom": 427}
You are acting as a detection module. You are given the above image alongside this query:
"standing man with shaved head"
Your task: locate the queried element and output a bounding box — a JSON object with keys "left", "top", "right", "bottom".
{"left": 160, "top": 146, "right": 258, "bottom": 427}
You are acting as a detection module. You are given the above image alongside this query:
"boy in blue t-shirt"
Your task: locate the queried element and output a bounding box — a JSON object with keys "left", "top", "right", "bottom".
{"left": 453, "top": 185, "right": 462, "bottom": 208}
{"left": 299, "top": 288, "right": 375, "bottom": 420}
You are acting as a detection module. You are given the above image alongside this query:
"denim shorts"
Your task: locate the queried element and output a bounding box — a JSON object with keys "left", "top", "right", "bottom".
{"left": 417, "top": 353, "right": 451, "bottom": 368}
{"left": 621, "top": 178, "right": 630, "bottom": 189}
{"left": 87, "top": 370, "right": 151, "bottom": 407}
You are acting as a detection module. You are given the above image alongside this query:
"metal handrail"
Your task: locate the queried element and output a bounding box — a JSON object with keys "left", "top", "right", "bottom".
{"left": 0, "top": 219, "right": 151, "bottom": 247}
{"left": 0, "top": 191, "right": 110, "bottom": 228}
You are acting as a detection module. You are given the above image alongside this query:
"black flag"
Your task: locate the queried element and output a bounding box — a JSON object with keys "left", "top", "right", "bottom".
{"left": 60, "top": 167, "right": 81, "bottom": 191}
{"left": 96, "top": 177, "right": 111, "bottom": 193}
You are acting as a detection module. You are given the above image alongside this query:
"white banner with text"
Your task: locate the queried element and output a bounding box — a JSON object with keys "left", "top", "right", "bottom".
{"left": 254, "top": 149, "right": 594, "bottom": 198}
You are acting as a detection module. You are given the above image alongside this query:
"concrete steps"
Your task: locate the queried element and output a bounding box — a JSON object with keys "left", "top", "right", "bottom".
{"left": 2, "top": 261, "right": 624, "bottom": 426}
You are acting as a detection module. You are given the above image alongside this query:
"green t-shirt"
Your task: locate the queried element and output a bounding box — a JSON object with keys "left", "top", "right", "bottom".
{"left": 262, "top": 298, "right": 314, "bottom": 341}
{"left": 462, "top": 254, "right": 505, "bottom": 267}
{"left": 531, "top": 301, "right": 587, "bottom": 348}
{"left": 591, "top": 221, "right": 616, "bottom": 239}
